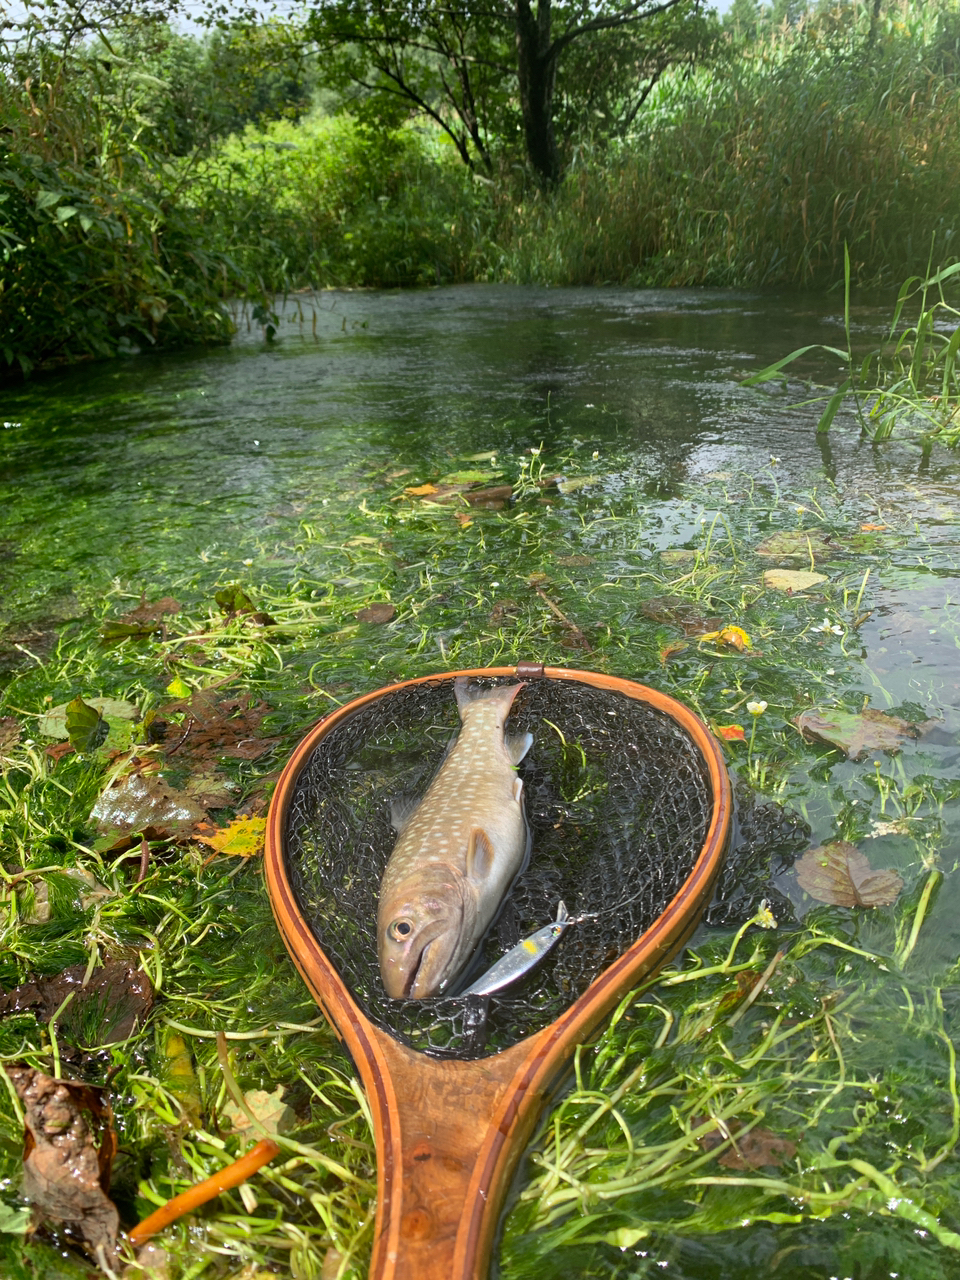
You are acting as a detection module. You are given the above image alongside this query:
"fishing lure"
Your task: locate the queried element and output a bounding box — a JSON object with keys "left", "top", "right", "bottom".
{"left": 461, "top": 902, "right": 575, "bottom": 997}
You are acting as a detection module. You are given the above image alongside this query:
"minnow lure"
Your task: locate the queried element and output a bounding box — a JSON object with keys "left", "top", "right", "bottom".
{"left": 461, "top": 901, "right": 575, "bottom": 997}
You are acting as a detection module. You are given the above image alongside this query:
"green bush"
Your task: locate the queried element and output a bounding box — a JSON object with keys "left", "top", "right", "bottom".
{"left": 190, "top": 115, "right": 495, "bottom": 290}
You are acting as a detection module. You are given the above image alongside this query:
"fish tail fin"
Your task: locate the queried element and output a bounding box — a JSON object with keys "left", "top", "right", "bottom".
{"left": 454, "top": 677, "right": 525, "bottom": 716}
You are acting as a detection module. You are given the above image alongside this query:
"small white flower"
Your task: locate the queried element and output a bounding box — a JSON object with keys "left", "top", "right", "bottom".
{"left": 490, "top": 581, "right": 500, "bottom": 588}
{"left": 826, "top": 668, "right": 835, "bottom": 676}
{"left": 592, "top": 450, "right": 599, "bottom": 460}
{"left": 242, "top": 559, "right": 254, "bottom": 566}
{"left": 746, "top": 700, "right": 767, "bottom": 716}
{"left": 813, "top": 617, "right": 843, "bottom": 635}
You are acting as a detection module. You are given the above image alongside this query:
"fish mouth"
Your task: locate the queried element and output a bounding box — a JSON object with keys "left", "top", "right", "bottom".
{"left": 405, "top": 928, "right": 458, "bottom": 999}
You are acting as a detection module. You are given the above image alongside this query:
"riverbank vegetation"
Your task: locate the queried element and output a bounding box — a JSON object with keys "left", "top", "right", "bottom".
{"left": 2, "top": 0, "right": 960, "bottom": 376}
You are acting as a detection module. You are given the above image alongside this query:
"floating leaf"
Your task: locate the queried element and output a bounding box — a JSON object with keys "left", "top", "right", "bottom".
{"left": 755, "top": 530, "right": 835, "bottom": 561}
{"left": 715, "top": 724, "right": 746, "bottom": 742}
{"left": 555, "top": 474, "right": 602, "bottom": 494}
{"left": 165, "top": 675, "right": 192, "bottom": 699}
{"left": 193, "top": 815, "right": 267, "bottom": 859}
{"left": 223, "top": 1085, "right": 295, "bottom": 1135}
{"left": 64, "top": 697, "right": 109, "bottom": 753}
{"left": 404, "top": 483, "right": 438, "bottom": 496}
{"left": 356, "top": 602, "right": 396, "bottom": 624}
{"left": 157, "top": 689, "right": 278, "bottom": 765}
{"left": 795, "top": 706, "right": 928, "bottom": 759}
{"left": 8, "top": 1068, "right": 120, "bottom": 1269}
{"left": 455, "top": 511, "right": 473, "bottom": 529}
{"left": 763, "top": 568, "right": 827, "bottom": 592}
{"left": 91, "top": 772, "right": 208, "bottom": 840}
{"left": 795, "top": 841, "right": 903, "bottom": 907}
{"left": 39, "top": 696, "right": 138, "bottom": 741}
{"left": 555, "top": 554, "right": 594, "bottom": 567}
{"left": 860, "top": 523, "right": 889, "bottom": 532}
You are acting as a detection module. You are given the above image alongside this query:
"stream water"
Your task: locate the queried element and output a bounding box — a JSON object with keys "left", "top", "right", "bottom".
{"left": 3, "top": 285, "right": 960, "bottom": 1279}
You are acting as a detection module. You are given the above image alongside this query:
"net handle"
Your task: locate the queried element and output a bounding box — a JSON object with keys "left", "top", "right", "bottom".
{"left": 265, "top": 665, "right": 732, "bottom": 1280}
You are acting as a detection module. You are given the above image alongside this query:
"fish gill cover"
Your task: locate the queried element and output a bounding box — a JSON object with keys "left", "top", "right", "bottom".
{"left": 283, "top": 676, "right": 717, "bottom": 1058}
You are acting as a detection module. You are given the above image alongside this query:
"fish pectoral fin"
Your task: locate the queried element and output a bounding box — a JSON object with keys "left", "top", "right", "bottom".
{"left": 505, "top": 730, "right": 533, "bottom": 767}
{"left": 513, "top": 776, "right": 523, "bottom": 804}
{"left": 466, "top": 826, "right": 496, "bottom": 883}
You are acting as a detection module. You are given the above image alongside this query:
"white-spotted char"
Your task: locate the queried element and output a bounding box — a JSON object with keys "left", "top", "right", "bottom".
{"left": 461, "top": 902, "right": 571, "bottom": 997}
{"left": 377, "top": 678, "right": 532, "bottom": 999}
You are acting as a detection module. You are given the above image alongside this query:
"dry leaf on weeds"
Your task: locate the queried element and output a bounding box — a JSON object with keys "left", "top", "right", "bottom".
{"left": 795, "top": 707, "right": 929, "bottom": 759}
{"left": 763, "top": 569, "right": 828, "bottom": 592}
{"left": 356, "top": 602, "right": 396, "bottom": 624}
{"left": 697, "top": 1119, "right": 796, "bottom": 1170}
{"left": 0, "top": 960, "right": 153, "bottom": 1047}
{"left": 193, "top": 815, "right": 267, "bottom": 860}
{"left": 0, "top": 715, "right": 20, "bottom": 756}
{"left": 8, "top": 1067, "right": 120, "bottom": 1270}
{"left": 659, "top": 641, "right": 689, "bottom": 664}
{"left": 795, "top": 841, "right": 903, "bottom": 908}
{"left": 404, "top": 483, "right": 438, "bottom": 496}
{"left": 699, "top": 625, "right": 752, "bottom": 651}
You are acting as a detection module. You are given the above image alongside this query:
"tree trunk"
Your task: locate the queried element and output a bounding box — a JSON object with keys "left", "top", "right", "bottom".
{"left": 514, "top": 0, "right": 562, "bottom": 185}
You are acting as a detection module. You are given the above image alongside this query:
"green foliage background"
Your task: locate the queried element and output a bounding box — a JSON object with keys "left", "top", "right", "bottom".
{"left": 2, "top": 0, "right": 960, "bottom": 375}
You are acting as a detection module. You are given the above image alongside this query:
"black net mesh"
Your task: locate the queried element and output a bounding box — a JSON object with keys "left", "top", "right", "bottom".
{"left": 284, "top": 676, "right": 718, "bottom": 1059}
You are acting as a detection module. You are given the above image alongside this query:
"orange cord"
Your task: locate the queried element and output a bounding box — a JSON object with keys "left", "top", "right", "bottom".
{"left": 128, "top": 1138, "right": 281, "bottom": 1249}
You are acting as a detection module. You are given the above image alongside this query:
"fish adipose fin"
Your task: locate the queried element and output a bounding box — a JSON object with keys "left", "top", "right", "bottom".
{"left": 466, "top": 827, "right": 496, "bottom": 883}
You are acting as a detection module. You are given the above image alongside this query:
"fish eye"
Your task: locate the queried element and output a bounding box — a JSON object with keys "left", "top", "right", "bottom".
{"left": 388, "top": 919, "right": 413, "bottom": 941}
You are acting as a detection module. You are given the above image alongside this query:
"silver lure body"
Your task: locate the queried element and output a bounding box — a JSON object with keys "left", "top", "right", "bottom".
{"left": 461, "top": 902, "right": 571, "bottom": 997}
{"left": 377, "top": 678, "right": 533, "bottom": 999}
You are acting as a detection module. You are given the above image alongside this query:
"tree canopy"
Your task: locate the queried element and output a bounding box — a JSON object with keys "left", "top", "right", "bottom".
{"left": 306, "top": 0, "right": 717, "bottom": 184}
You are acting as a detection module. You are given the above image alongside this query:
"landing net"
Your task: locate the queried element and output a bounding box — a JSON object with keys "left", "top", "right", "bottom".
{"left": 284, "top": 676, "right": 727, "bottom": 1059}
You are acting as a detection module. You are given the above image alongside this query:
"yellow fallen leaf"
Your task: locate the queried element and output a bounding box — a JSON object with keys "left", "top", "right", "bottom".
{"left": 193, "top": 816, "right": 266, "bottom": 859}
{"left": 699, "top": 625, "right": 752, "bottom": 651}
{"left": 763, "top": 569, "right": 827, "bottom": 592}
{"left": 404, "top": 483, "right": 438, "bottom": 497}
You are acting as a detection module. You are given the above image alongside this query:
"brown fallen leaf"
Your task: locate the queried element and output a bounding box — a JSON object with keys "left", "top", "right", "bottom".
{"left": 555, "top": 554, "right": 594, "bottom": 567}
{"left": 120, "top": 595, "right": 181, "bottom": 625}
{"left": 659, "top": 641, "right": 689, "bottom": 664}
{"left": 794, "top": 706, "right": 928, "bottom": 759}
{"left": 0, "top": 959, "right": 153, "bottom": 1047}
{"left": 91, "top": 772, "right": 209, "bottom": 841}
{"left": 697, "top": 1118, "right": 796, "bottom": 1170}
{"left": 860, "top": 523, "right": 889, "bottom": 532}
{"left": 8, "top": 1067, "right": 120, "bottom": 1270}
{"left": 0, "top": 715, "right": 21, "bottom": 756}
{"left": 795, "top": 841, "right": 903, "bottom": 908}
{"left": 356, "top": 603, "right": 396, "bottom": 625}
{"left": 641, "top": 595, "right": 721, "bottom": 636}
{"left": 463, "top": 484, "right": 513, "bottom": 507}
{"left": 157, "top": 690, "right": 279, "bottom": 767}
{"left": 193, "top": 815, "right": 267, "bottom": 860}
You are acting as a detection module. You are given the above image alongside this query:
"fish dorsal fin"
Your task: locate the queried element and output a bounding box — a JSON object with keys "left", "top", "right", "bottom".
{"left": 505, "top": 730, "right": 533, "bottom": 767}
{"left": 466, "top": 827, "right": 496, "bottom": 883}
